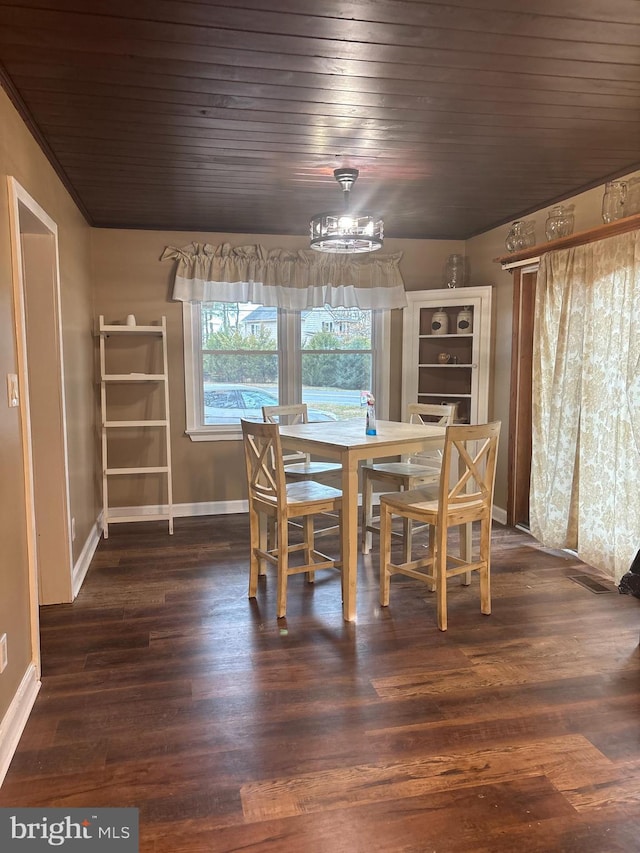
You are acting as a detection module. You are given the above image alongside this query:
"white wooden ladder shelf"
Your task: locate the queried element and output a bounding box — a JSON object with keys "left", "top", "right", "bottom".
{"left": 99, "top": 315, "right": 174, "bottom": 537}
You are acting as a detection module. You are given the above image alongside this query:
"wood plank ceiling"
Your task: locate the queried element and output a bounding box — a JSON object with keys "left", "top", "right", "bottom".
{"left": 1, "top": 0, "right": 640, "bottom": 240}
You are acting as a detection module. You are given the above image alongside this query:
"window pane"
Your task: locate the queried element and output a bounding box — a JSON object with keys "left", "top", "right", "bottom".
{"left": 302, "top": 307, "right": 372, "bottom": 420}
{"left": 201, "top": 302, "right": 279, "bottom": 424}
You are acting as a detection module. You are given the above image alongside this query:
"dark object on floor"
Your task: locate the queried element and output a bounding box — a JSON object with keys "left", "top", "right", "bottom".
{"left": 568, "top": 574, "right": 616, "bottom": 594}
{"left": 619, "top": 549, "right": 640, "bottom": 598}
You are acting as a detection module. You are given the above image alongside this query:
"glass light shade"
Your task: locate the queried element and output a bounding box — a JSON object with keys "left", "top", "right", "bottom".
{"left": 310, "top": 212, "right": 383, "bottom": 253}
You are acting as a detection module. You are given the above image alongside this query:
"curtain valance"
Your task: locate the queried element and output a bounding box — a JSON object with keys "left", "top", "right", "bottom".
{"left": 161, "top": 242, "right": 407, "bottom": 309}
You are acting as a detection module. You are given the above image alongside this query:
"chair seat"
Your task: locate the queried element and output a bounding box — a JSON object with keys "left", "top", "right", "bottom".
{"left": 284, "top": 461, "right": 341, "bottom": 479}
{"left": 381, "top": 486, "right": 485, "bottom": 521}
{"left": 285, "top": 480, "right": 342, "bottom": 505}
{"left": 363, "top": 461, "right": 441, "bottom": 480}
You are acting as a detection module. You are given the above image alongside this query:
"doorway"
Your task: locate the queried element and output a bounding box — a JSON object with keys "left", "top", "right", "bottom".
{"left": 7, "top": 177, "right": 73, "bottom": 628}
{"left": 507, "top": 264, "right": 538, "bottom": 528}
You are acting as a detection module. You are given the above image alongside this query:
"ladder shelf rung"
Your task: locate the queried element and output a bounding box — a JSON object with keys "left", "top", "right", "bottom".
{"left": 102, "top": 374, "right": 166, "bottom": 382}
{"left": 105, "top": 466, "right": 169, "bottom": 475}
{"left": 104, "top": 420, "right": 168, "bottom": 428}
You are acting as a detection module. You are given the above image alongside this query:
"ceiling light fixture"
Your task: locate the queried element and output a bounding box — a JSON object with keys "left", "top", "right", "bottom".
{"left": 310, "top": 168, "right": 383, "bottom": 253}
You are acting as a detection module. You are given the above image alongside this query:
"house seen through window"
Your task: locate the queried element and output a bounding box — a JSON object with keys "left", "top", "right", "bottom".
{"left": 198, "top": 302, "right": 375, "bottom": 426}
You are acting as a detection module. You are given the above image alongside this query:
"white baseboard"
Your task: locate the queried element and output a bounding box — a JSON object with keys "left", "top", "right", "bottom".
{"left": 112, "top": 499, "right": 509, "bottom": 524}
{"left": 0, "top": 663, "right": 40, "bottom": 787}
{"left": 72, "top": 516, "right": 102, "bottom": 599}
{"left": 110, "top": 500, "right": 249, "bottom": 519}
{"left": 492, "top": 505, "right": 507, "bottom": 526}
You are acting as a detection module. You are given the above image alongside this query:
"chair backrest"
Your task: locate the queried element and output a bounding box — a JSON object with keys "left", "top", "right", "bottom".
{"left": 406, "top": 403, "right": 457, "bottom": 464}
{"left": 262, "top": 404, "right": 310, "bottom": 465}
{"left": 407, "top": 402, "right": 457, "bottom": 427}
{"left": 241, "top": 419, "right": 287, "bottom": 509}
{"left": 437, "top": 422, "right": 501, "bottom": 520}
{"left": 262, "top": 403, "right": 309, "bottom": 426}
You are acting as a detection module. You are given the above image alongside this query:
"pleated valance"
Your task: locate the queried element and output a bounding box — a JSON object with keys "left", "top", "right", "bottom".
{"left": 161, "top": 242, "right": 407, "bottom": 309}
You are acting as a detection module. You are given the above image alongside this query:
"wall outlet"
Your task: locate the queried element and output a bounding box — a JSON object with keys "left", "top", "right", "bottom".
{"left": 0, "top": 634, "right": 7, "bottom": 673}
{"left": 6, "top": 374, "right": 19, "bottom": 407}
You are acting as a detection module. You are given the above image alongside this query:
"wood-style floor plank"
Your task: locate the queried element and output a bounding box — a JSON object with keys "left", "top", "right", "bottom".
{"left": 0, "top": 515, "right": 638, "bottom": 852}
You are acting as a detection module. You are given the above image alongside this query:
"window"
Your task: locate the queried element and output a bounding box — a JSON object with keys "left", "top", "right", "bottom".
{"left": 183, "top": 301, "right": 390, "bottom": 440}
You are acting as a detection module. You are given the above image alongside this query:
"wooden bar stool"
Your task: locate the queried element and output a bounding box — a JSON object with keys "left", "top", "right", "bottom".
{"left": 241, "top": 419, "right": 343, "bottom": 619}
{"left": 379, "top": 421, "right": 500, "bottom": 631}
{"left": 362, "top": 403, "right": 456, "bottom": 559}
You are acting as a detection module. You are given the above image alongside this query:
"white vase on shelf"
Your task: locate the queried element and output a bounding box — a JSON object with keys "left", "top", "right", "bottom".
{"left": 456, "top": 307, "right": 473, "bottom": 334}
{"left": 431, "top": 308, "right": 449, "bottom": 335}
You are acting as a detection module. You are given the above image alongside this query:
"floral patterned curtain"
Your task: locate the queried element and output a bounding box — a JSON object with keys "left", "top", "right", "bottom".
{"left": 530, "top": 231, "right": 640, "bottom": 582}
{"left": 161, "top": 242, "right": 407, "bottom": 309}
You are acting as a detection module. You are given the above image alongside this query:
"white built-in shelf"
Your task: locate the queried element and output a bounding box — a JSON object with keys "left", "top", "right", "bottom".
{"left": 402, "top": 287, "right": 492, "bottom": 426}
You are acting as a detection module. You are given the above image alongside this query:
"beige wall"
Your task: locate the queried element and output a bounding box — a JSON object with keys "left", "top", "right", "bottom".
{"left": 90, "top": 230, "right": 465, "bottom": 508}
{"left": 0, "top": 89, "right": 96, "bottom": 721}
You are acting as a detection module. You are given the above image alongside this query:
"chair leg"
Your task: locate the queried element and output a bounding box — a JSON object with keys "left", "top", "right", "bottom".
{"left": 248, "top": 505, "right": 261, "bottom": 598}
{"left": 426, "top": 524, "right": 436, "bottom": 592}
{"left": 379, "top": 502, "right": 392, "bottom": 607}
{"left": 303, "top": 514, "right": 316, "bottom": 583}
{"left": 258, "top": 512, "right": 268, "bottom": 576}
{"left": 402, "top": 516, "right": 413, "bottom": 564}
{"left": 460, "top": 521, "right": 472, "bottom": 586}
{"left": 276, "top": 516, "right": 289, "bottom": 619}
{"left": 479, "top": 517, "right": 491, "bottom": 616}
{"left": 435, "top": 523, "right": 449, "bottom": 631}
{"left": 362, "top": 468, "right": 374, "bottom": 554}
{"left": 266, "top": 515, "right": 276, "bottom": 556}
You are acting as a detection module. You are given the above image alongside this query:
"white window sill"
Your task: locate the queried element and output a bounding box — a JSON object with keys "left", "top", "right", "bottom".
{"left": 185, "top": 426, "right": 242, "bottom": 442}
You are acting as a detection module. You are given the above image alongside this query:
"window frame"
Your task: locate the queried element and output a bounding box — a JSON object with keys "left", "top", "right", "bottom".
{"left": 183, "top": 302, "right": 391, "bottom": 441}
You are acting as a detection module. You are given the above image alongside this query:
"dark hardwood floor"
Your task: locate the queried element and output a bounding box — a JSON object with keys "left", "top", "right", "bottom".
{"left": 1, "top": 516, "right": 639, "bottom": 852}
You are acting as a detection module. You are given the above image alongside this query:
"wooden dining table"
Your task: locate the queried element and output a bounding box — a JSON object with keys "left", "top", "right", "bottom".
{"left": 278, "top": 417, "right": 447, "bottom": 621}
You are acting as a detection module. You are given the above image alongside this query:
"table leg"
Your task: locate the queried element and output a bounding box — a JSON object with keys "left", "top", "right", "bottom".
{"left": 341, "top": 452, "right": 359, "bottom": 621}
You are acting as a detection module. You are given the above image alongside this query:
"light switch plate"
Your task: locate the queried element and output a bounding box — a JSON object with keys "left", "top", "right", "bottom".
{"left": 7, "top": 374, "right": 19, "bottom": 407}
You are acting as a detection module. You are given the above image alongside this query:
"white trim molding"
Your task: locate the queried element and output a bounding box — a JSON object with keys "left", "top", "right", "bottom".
{"left": 72, "top": 517, "right": 103, "bottom": 598}
{"left": 0, "top": 664, "right": 40, "bottom": 787}
{"left": 492, "top": 505, "right": 507, "bottom": 526}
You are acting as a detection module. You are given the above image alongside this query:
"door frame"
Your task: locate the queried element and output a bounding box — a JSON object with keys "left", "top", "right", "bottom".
{"left": 7, "top": 177, "right": 72, "bottom": 665}
{"left": 507, "top": 263, "right": 539, "bottom": 528}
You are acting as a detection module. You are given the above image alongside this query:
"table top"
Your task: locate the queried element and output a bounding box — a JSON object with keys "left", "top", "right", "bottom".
{"left": 278, "top": 418, "right": 446, "bottom": 453}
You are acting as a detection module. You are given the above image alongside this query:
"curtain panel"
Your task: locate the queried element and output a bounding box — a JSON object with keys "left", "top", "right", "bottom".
{"left": 530, "top": 231, "right": 640, "bottom": 582}
{"left": 161, "top": 242, "right": 407, "bottom": 309}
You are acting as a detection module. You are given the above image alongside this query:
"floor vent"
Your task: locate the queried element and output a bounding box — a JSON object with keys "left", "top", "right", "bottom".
{"left": 568, "top": 574, "right": 616, "bottom": 594}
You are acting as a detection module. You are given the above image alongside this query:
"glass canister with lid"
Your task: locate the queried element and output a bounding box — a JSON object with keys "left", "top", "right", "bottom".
{"left": 545, "top": 204, "right": 575, "bottom": 241}
{"left": 602, "top": 180, "right": 627, "bottom": 222}
{"left": 505, "top": 220, "right": 537, "bottom": 253}
{"left": 623, "top": 177, "right": 640, "bottom": 217}
{"left": 443, "top": 253, "right": 468, "bottom": 288}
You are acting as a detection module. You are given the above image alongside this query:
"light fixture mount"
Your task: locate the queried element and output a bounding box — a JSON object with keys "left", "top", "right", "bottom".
{"left": 310, "top": 167, "right": 383, "bottom": 254}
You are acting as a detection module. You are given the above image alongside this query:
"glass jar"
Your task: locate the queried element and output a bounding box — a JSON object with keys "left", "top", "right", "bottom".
{"left": 602, "top": 180, "right": 627, "bottom": 223}
{"left": 545, "top": 204, "right": 575, "bottom": 241}
{"left": 623, "top": 177, "right": 640, "bottom": 217}
{"left": 505, "top": 220, "right": 536, "bottom": 253}
{"left": 443, "top": 253, "right": 468, "bottom": 288}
